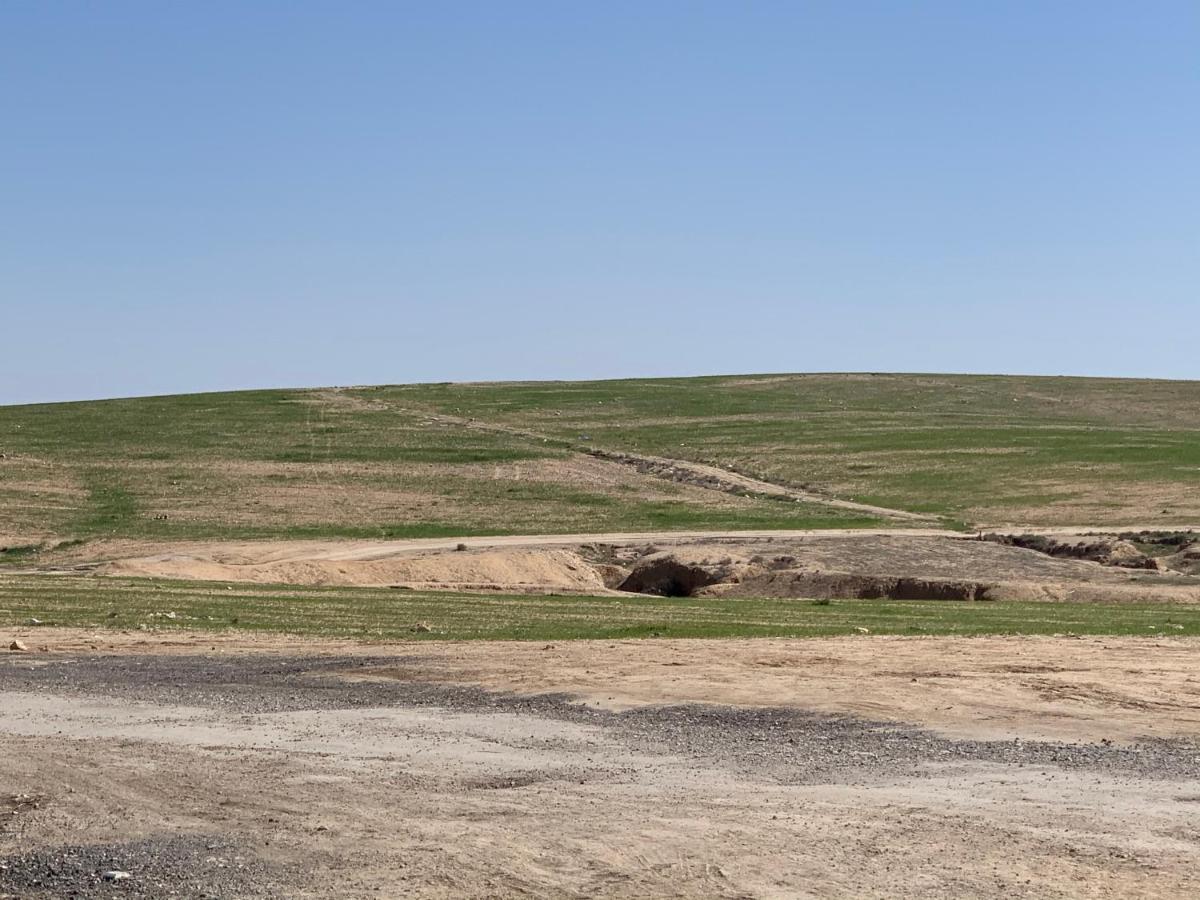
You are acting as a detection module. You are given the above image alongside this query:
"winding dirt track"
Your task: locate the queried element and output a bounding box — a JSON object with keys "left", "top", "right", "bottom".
{"left": 411, "top": 408, "right": 939, "bottom": 522}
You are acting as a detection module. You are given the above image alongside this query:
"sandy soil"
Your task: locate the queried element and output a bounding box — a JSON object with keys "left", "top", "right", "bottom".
{"left": 103, "top": 546, "right": 617, "bottom": 593}
{"left": 29, "top": 529, "right": 1200, "bottom": 603}
{"left": 40, "top": 529, "right": 949, "bottom": 588}
{"left": 3, "top": 633, "right": 1199, "bottom": 897}
{"left": 347, "top": 634, "right": 1200, "bottom": 744}
{"left": 7, "top": 630, "right": 1199, "bottom": 743}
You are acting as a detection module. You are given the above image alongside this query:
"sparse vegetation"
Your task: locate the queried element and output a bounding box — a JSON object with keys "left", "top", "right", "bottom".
{"left": 382, "top": 374, "right": 1200, "bottom": 526}
{"left": 2, "top": 374, "right": 1199, "bottom": 544}
{"left": 3, "top": 574, "right": 1199, "bottom": 641}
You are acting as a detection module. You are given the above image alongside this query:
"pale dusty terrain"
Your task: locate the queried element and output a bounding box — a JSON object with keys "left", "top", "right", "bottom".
{"left": 3, "top": 632, "right": 1200, "bottom": 897}
{"left": 24, "top": 528, "right": 1200, "bottom": 603}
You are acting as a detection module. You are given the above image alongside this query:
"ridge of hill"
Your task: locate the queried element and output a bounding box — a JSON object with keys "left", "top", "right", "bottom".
{"left": 2, "top": 373, "right": 1199, "bottom": 548}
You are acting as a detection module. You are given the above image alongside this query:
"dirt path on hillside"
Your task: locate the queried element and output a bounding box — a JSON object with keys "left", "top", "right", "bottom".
{"left": 404, "top": 405, "right": 937, "bottom": 522}
{"left": 317, "top": 388, "right": 935, "bottom": 522}
{"left": 2, "top": 633, "right": 1199, "bottom": 897}
{"left": 584, "top": 447, "right": 938, "bottom": 521}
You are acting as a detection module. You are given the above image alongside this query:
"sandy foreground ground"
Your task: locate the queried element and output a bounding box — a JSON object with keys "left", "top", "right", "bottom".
{"left": 3, "top": 631, "right": 1200, "bottom": 898}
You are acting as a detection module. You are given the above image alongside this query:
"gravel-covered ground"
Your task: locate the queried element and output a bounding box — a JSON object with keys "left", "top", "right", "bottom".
{"left": 3, "top": 638, "right": 1199, "bottom": 898}
{"left": 0, "top": 835, "right": 281, "bottom": 899}
{"left": 3, "top": 653, "right": 1199, "bottom": 785}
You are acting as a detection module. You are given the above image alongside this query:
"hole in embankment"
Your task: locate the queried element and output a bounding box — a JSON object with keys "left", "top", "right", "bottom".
{"left": 616, "top": 555, "right": 994, "bottom": 601}
{"left": 617, "top": 559, "right": 723, "bottom": 597}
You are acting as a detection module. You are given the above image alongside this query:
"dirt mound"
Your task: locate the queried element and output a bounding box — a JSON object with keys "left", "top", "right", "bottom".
{"left": 1165, "top": 542, "right": 1200, "bottom": 576}
{"left": 613, "top": 536, "right": 1200, "bottom": 603}
{"left": 707, "top": 570, "right": 1200, "bottom": 604}
{"left": 982, "top": 534, "right": 1160, "bottom": 570}
{"left": 1106, "top": 540, "right": 1158, "bottom": 568}
{"left": 619, "top": 549, "right": 995, "bottom": 601}
{"left": 593, "top": 563, "right": 634, "bottom": 589}
{"left": 702, "top": 571, "right": 992, "bottom": 601}
{"left": 1117, "top": 530, "right": 1198, "bottom": 549}
{"left": 63, "top": 530, "right": 1200, "bottom": 603}
{"left": 101, "top": 548, "right": 611, "bottom": 593}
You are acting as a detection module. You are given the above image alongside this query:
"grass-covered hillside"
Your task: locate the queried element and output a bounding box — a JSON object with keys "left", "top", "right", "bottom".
{"left": 2, "top": 373, "right": 1198, "bottom": 546}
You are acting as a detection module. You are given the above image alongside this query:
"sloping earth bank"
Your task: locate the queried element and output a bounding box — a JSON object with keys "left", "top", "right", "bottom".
{"left": 99, "top": 546, "right": 613, "bottom": 594}
{"left": 49, "top": 530, "right": 1200, "bottom": 603}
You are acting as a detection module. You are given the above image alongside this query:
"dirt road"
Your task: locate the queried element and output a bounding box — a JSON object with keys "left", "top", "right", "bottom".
{"left": 47, "top": 527, "right": 951, "bottom": 565}
{"left": 3, "top": 633, "right": 1199, "bottom": 897}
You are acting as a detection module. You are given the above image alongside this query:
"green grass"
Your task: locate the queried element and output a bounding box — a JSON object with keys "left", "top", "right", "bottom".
{"left": 2, "top": 373, "right": 1199, "bottom": 543}
{"left": 2, "top": 574, "right": 1198, "bottom": 641}
{"left": 381, "top": 374, "right": 1200, "bottom": 525}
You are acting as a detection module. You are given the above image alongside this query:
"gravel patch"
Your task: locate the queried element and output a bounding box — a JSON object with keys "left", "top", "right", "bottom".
{"left": 3, "top": 653, "right": 1199, "bottom": 784}
{"left": 0, "top": 835, "right": 279, "bottom": 899}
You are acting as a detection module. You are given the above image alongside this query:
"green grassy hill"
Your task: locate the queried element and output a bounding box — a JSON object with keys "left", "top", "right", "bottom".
{"left": 2, "top": 373, "right": 1199, "bottom": 547}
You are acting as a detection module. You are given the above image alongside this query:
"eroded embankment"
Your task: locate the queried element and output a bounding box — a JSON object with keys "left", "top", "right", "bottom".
{"left": 98, "top": 547, "right": 614, "bottom": 594}
{"left": 61, "top": 531, "right": 1200, "bottom": 604}
{"left": 981, "top": 531, "right": 1200, "bottom": 572}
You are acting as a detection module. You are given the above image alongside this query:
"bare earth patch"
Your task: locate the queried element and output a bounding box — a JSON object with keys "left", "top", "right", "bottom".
{"left": 102, "top": 547, "right": 613, "bottom": 593}
{"left": 2, "top": 632, "right": 1199, "bottom": 897}
{"left": 34, "top": 529, "right": 1200, "bottom": 603}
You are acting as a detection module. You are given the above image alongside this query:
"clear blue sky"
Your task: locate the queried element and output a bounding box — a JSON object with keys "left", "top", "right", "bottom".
{"left": 3, "top": 2, "right": 1197, "bottom": 404}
